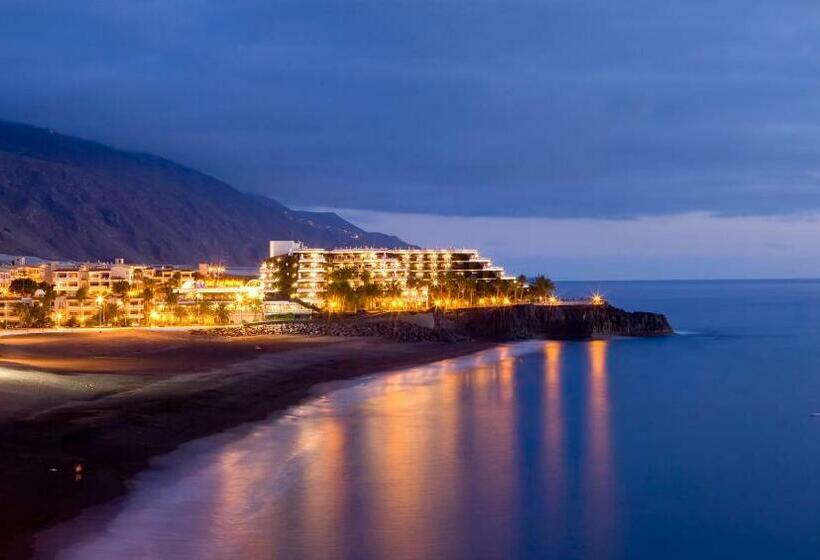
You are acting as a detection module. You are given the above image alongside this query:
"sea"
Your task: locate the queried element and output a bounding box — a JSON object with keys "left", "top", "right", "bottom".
{"left": 34, "top": 280, "right": 820, "bottom": 559}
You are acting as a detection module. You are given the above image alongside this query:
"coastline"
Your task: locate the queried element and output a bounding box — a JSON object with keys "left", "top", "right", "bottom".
{"left": 0, "top": 329, "right": 493, "bottom": 559}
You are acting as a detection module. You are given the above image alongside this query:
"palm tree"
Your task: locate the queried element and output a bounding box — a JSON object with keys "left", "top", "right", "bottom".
{"left": 356, "top": 281, "right": 381, "bottom": 311}
{"left": 327, "top": 267, "right": 356, "bottom": 311}
{"left": 111, "top": 281, "right": 130, "bottom": 297}
{"left": 75, "top": 287, "right": 89, "bottom": 325}
{"left": 215, "top": 303, "right": 230, "bottom": 325}
{"left": 515, "top": 275, "right": 529, "bottom": 302}
{"left": 530, "top": 275, "right": 556, "bottom": 303}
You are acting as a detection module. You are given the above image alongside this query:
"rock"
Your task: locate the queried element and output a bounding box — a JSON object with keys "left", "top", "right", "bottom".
{"left": 442, "top": 304, "right": 673, "bottom": 340}
{"left": 192, "top": 304, "right": 672, "bottom": 343}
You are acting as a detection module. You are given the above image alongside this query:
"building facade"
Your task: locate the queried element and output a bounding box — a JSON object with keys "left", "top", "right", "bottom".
{"left": 0, "top": 297, "right": 21, "bottom": 327}
{"left": 0, "top": 267, "right": 11, "bottom": 293}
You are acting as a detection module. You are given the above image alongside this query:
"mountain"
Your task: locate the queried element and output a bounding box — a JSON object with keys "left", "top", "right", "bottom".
{"left": 0, "top": 121, "right": 410, "bottom": 265}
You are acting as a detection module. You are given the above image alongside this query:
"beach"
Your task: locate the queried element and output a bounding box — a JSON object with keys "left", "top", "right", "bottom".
{"left": 0, "top": 329, "right": 490, "bottom": 558}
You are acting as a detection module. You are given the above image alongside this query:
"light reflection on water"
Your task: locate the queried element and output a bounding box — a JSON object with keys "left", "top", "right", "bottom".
{"left": 37, "top": 341, "right": 623, "bottom": 560}
{"left": 584, "top": 340, "right": 616, "bottom": 558}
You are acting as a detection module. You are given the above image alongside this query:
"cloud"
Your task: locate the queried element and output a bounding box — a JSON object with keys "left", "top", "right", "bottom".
{"left": 307, "top": 207, "right": 820, "bottom": 280}
{"left": 2, "top": 1, "right": 820, "bottom": 221}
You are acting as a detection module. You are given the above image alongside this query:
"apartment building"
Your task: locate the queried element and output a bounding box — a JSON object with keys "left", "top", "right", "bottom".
{"left": 0, "top": 297, "right": 21, "bottom": 327}
{"left": 47, "top": 266, "right": 83, "bottom": 294}
{"left": 0, "top": 267, "right": 11, "bottom": 293}
{"left": 152, "top": 266, "right": 195, "bottom": 284}
{"left": 11, "top": 264, "right": 46, "bottom": 283}
{"left": 52, "top": 295, "right": 145, "bottom": 325}
{"left": 86, "top": 266, "right": 114, "bottom": 294}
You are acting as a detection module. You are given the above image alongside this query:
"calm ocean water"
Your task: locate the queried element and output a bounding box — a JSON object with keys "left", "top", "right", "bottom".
{"left": 36, "top": 280, "right": 820, "bottom": 559}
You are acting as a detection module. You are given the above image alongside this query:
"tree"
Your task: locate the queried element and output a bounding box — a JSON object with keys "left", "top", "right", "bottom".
{"left": 88, "top": 302, "right": 123, "bottom": 326}
{"left": 355, "top": 281, "right": 381, "bottom": 311}
{"left": 9, "top": 278, "right": 38, "bottom": 296}
{"left": 515, "top": 275, "right": 529, "bottom": 302}
{"left": 195, "top": 300, "right": 211, "bottom": 323}
{"left": 162, "top": 284, "right": 179, "bottom": 305}
{"left": 326, "top": 267, "right": 357, "bottom": 311}
{"left": 172, "top": 305, "right": 188, "bottom": 324}
{"left": 14, "top": 301, "right": 51, "bottom": 328}
{"left": 214, "top": 303, "right": 230, "bottom": 325}
{"left": 73, "top": 287, "right": 90, "bottom": 324}
{"left": 111, "top": 280, "right": 130, "bottom": 297}
{"left": 530, "top": 275, "right": 556, "bottom": 302}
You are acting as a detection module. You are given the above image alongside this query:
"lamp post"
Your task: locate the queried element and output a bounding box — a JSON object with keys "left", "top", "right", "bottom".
{"left": 235, "top": 293, "right": 244, "bottom": 323}
{"left": 95, "top": 295, "right": 105, "bottom": 325}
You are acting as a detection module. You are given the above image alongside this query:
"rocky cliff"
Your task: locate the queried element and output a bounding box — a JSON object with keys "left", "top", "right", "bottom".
{"left": 440, "top": 304, "right": 673, "bottom": 340}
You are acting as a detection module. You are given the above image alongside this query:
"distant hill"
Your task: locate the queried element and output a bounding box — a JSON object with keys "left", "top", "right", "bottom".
{"left": 0, "top": 121, "right": 409, "bottom": 265}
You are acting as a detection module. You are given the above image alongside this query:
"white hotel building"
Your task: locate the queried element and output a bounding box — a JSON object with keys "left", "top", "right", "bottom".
{"left": 260, "top": 240, "right": 513, "bottom": 306}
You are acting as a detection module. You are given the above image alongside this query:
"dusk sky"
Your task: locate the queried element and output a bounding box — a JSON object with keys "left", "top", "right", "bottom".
{"left": 4, "top": 1, "right": 820, "bottom": 278}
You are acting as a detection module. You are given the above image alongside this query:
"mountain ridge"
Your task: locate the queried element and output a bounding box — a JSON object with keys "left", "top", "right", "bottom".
{"left": 0, "top": 120, "right": 410, "bottom": 265}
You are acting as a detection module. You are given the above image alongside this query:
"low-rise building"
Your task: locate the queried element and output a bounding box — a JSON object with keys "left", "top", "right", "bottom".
{"left": 86, "top": 266, "right": 114, "bottom": 294}
{"left": 52, "top": 296, "right": 97, "bottom": 325}
{"left": 0, "top": 267, "right": 11, "bottom": 293}
{"left": 0, "top": 297, "right": 21, "bottom": 327}
{"left": 11, "top": 261, "right": 46, "bottom": 283}
{"left": 121, "top": 297, "right": 145, "bottom": 324}
{"left": 52, "top": 295, "right": 145, "bottom": 326}
{"left": 47, "top": 266, "right": 83, "bottom": 295}
{"left": 152, "top": 266, "right": 195, "bottom": 284}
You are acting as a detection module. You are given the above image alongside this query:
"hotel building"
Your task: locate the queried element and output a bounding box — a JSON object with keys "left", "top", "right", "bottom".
{"left": 260, "top": 240, "right": 514, "bottom": 306}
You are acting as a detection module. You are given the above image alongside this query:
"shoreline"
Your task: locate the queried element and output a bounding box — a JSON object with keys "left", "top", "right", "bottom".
{"left": 0, "top": 329, "right": 493, "bottom": 559}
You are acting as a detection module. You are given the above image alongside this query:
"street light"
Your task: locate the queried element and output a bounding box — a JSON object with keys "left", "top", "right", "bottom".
{"left": 95, "top": 295, "right": 105, "bottom": 325}
{"left": 235, "top": 293, "right": 244, "bottom": 323}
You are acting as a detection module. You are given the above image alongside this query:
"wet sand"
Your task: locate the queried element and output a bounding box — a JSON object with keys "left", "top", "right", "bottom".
{"left": 0, "top": 329, "right": 490, "bottom": 559}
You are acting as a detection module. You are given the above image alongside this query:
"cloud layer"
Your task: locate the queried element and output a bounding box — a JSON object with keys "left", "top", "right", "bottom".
{"left": 316, "top": 208, "right": 820, "bottom": 280}
{"left": 3, "top": 1, "right": 820, "bottom": 219}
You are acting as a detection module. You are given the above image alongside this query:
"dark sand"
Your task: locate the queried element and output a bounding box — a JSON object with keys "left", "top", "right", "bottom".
{"left": 0, "top": 329, "right": 490, "bottom": 559}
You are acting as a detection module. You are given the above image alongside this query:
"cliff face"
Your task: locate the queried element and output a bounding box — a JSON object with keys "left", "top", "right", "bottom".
{"left": 441, "top": 304, "right": 673, "bottom": 340}
{"left": 0, "top": 120, "right": 410, "bottom": 265}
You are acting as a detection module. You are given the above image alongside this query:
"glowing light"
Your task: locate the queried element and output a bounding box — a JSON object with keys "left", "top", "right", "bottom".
{"left": 95, "top": 295, "right": 105, "bottom": 306}
{"left": 591, "top": 293, "right": 605, "bottom": 306}
{"left": 548, "top": 295, "right": 560, "bottom": 306}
